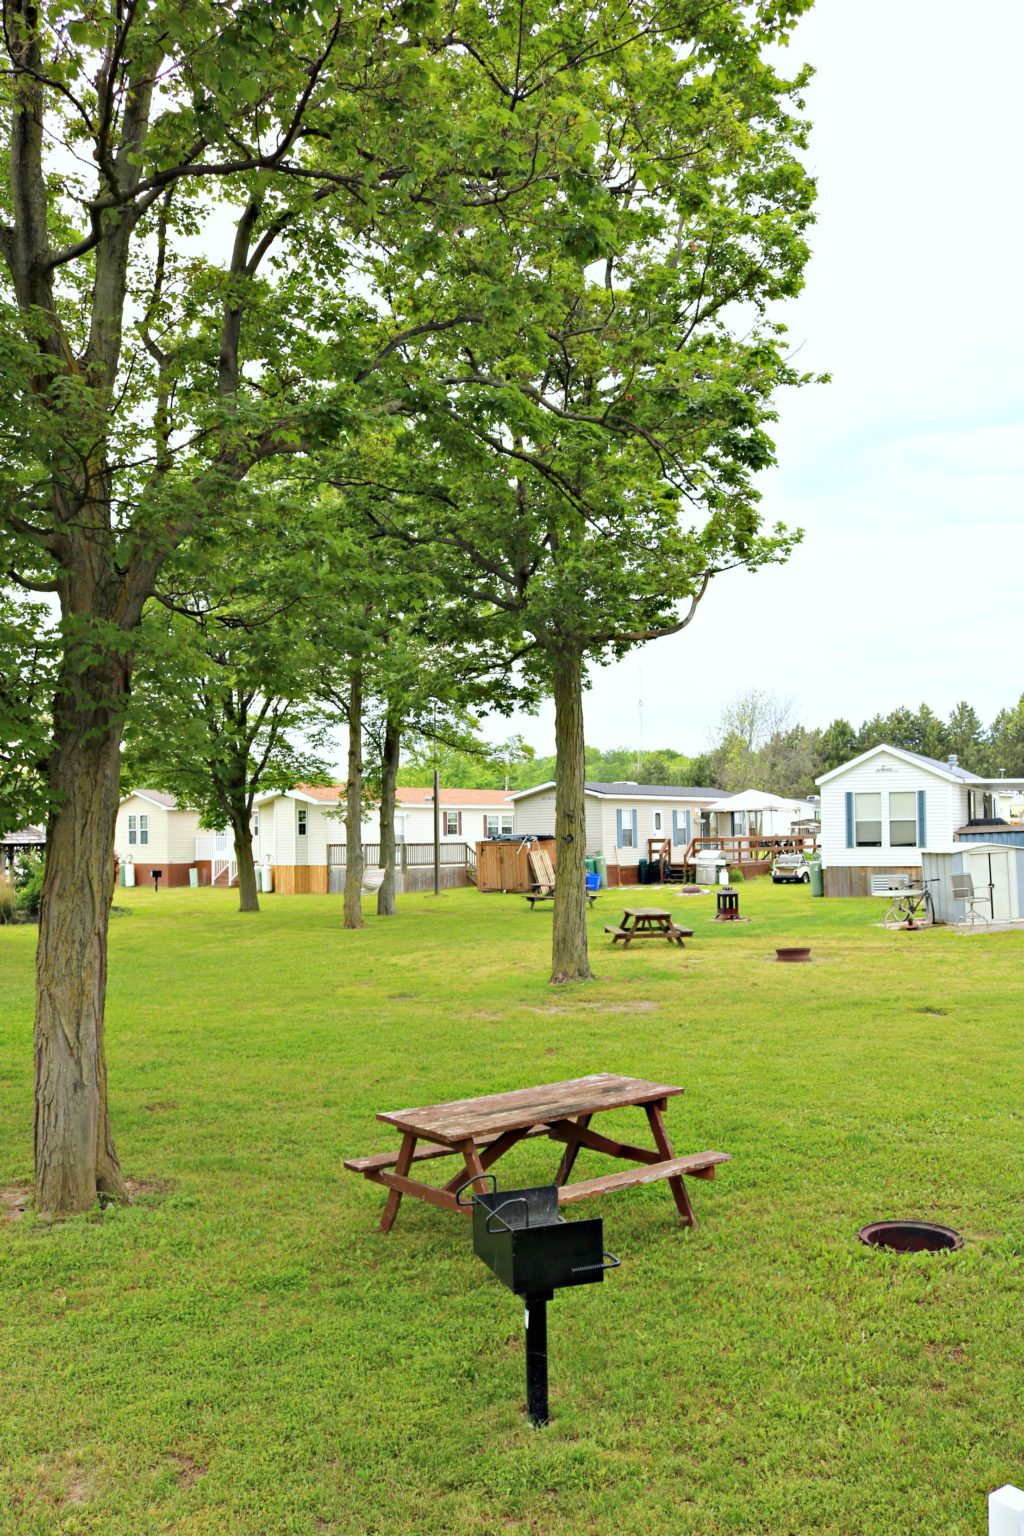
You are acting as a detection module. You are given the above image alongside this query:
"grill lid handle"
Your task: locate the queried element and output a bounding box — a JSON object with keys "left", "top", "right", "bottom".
{"left": 455, "top": 1172, "right": 497, "bottom": 1206}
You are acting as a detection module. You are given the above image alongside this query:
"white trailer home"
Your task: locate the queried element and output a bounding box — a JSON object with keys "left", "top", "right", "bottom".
{"left": 251, "top": 784, "right": 515, "bottom": 893}
{"left": 114, "top": 791, "right": 203, "bottom": 887}
{"left": 816, "top": 744, "right": 1024, "bottom": 897}
{"left": 509, "top": 780, "right": 722, "bottom": 886}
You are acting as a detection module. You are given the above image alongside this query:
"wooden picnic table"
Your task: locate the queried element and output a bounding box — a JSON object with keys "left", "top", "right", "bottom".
{"left": 605, "top": 906, "right": 692, "bottom": 947}
{"left": 345, "top": 1073, "right": 728, "bottom": 1233}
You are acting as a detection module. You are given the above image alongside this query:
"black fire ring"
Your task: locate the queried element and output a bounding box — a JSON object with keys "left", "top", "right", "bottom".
{"left": 858, "top": 1220, "right": 963, "bottom": 1254}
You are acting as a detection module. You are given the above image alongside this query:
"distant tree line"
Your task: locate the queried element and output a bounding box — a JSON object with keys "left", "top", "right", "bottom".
{"left": 428, "top": 691, "right": 1024, "bottom": 801}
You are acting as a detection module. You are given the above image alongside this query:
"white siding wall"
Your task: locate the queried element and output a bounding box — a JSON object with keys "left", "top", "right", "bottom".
{"left": 167, "top": 810, "right": 201, "bottom": 864}
{"left": 820, "top": 751, "right": 959, "bottom": 870}
{"left": 604, "top": 798, "right": 703, "bottom": 867}
{"left": 115, "top": 796, "right": 170, "bottom": 863}
{"left": 511, "top": 790, "right": 599, "bottom": 852}
{"left": 512, "top": 789, "right": 558, "bottom": 839}
{"left": 251, "top": 806, "right": 269, "bottom": 863}
{"left": 394, "top": 805, "right": 509, "bottom": 842}
{"left": 274, "top": 797, "right": 297, "bottom": 866}
{"left": 300, "top": 804, "right": 341, "bottom": 866}
{"left": 513, "top": 791, "right": 707, "bottom": 862}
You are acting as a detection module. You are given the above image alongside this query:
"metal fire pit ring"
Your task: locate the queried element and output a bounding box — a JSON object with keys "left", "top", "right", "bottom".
{"left": 776, "top": 947, "right": 812, "bottom": 963}
{"left": 858, "top": 1220, "right": 963, "bottom": 1254}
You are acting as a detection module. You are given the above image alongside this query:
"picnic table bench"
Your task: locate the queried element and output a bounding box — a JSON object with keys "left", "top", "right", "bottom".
{"left": 345, "top": 1073, "right": 729, "bottom": 1232}
{"left": 605, "top": 907, "right": 693, "bottom": 947}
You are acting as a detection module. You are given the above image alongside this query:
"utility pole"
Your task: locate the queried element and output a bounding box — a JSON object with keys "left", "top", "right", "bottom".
{"left": 433, "top": 766, "right": 441, "bottom": 898}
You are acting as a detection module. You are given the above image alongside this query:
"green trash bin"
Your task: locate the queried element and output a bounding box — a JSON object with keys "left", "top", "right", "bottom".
{"left": 594, "top": 853, "right": 607, "bottom": 889}
{"left": 585, "top": 857, "right": 596, "bottom": 875}
{"left": 809, "top": 858, "right": 823, "bottom": 898}
{"left": 637, "top": 857, "right": 648, "bottom": 886}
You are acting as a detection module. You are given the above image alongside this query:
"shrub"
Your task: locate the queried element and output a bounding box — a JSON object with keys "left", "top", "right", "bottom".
{"left": 729, "top": 866, "right": 745, "bottom": 883}
{"left": 15, "top": 858, "right": 45, "bottom": 918}
{"left": 0, "top": 879, "right": 15, "bottom": 925}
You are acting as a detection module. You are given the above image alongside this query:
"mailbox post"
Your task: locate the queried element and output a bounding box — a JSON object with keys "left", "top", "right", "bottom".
{"left": 151, "top": 869, "right": 163, "bottom": 892}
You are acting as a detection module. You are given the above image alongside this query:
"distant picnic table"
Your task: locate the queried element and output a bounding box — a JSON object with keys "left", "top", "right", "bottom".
{"left": 345, "top": 1073, "right": 729, "bottom": 1232}
{"left": 605, "top": 906, "right": 692, "bottom": 947}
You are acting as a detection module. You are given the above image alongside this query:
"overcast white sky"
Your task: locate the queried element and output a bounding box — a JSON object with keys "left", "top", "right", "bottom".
{"left": 480, "top": 0, "right": 1024, "bottom": 758}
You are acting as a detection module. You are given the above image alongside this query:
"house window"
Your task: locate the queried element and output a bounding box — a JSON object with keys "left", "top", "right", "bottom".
{"left": 444, "top": 810, "right": 460, "bottom": 836}
{"left": 128, "top": 814, "right": 137, "bottom": 845}
{"left": 854, "top": 793, "right": 882, "bottom": 847}
{"left": 253, "top": 809, "right": 260, "bottom": 836}
{"left": 889, "top": 791, "right": 918, "bottom": 847}
{"left": 138, "top": 814, "right": 148, "bottom": 846}
{"left": 485, "top": 813, "right": 514, "bottom": 836}
{"left": 621, "top": 816, "right": 636, "bottom": 849}
{"left": 297, "top": 806, "right": 307, "bottom": 837}
{"left": 654, "top": 811, "right": 662, "bottom": 832}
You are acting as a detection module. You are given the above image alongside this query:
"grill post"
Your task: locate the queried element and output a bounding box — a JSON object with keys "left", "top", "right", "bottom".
{"left": 524, "top": 1291, "right": 552, "bottom": 1426}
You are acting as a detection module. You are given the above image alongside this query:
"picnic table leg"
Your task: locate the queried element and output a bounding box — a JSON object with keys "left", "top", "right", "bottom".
{"left": 644, "top": 1102, "right": 696, "bottom": 1228}
{"left": 380, "top": 1133, "right": 417, "bottom": 1233}
{"left": 452, "top": 1138, "right": 488, "bottom": 1215}
{"left": 554, "top": 1114, "right": 592, "bottom": 1185}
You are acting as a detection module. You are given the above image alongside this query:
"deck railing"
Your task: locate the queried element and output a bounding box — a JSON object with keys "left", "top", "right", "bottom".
{"left": 195, "top": 833, "right": 234, "bottom": 860}
{"left": 681, "top": 832, "right": 818, "bottom": 868}
{"left": 326, "top": 840, "right": 475, "bottom": 871}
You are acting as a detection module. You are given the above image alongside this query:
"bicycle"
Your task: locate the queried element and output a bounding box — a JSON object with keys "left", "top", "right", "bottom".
{"left": 883, "top": 877, "right": 936, "bottom": 929}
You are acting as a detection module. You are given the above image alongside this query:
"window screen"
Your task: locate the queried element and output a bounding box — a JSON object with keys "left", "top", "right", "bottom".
{"left": 889, "top": 791, "right": 917, "bottom": 847}
{"left": 854, "top": 793, "right": 882, "bottom": 847}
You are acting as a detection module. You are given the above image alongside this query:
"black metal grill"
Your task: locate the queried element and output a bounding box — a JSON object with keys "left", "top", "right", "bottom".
{"left": 458, "top": 1176, "right": 619, "bottom": 1425}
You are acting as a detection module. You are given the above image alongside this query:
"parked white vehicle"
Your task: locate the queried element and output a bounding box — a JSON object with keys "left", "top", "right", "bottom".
{"left": 771, "top": 853, "right": 811, "bottom": 884}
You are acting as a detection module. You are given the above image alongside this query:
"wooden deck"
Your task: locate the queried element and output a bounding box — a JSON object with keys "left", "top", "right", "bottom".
{"left": 646, "top": 833, "right": 818, "bottom": 883}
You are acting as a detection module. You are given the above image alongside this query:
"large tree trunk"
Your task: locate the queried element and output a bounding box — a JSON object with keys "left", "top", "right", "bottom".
{"left": 34, "top": 659, "right": 130, "bottom": 1215}
{"left": 344, "top": 669, "right": 364, "bottom": 929}
{"left": 228, "top": 803, "right": 260, "bottom": 913}
{"left": 550, "top": 647, "right": 593, "bottom": 984}
{"left": 377, "top": 711, "right": 401, "bottom": 917}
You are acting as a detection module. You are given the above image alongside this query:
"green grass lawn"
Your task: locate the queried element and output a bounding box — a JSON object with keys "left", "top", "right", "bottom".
{"left": 1, "top": 881, "right": 1023, "bottom": 1535}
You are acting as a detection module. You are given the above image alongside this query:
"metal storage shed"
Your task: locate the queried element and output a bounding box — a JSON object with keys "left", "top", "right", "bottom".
{"left": 920, "top": 843, "right": 1024, "bottom": 924}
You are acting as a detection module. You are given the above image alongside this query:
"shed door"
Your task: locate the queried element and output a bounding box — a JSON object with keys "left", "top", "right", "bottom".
{"left": 966, "top": 850, "right": 1012, "bottom": 920}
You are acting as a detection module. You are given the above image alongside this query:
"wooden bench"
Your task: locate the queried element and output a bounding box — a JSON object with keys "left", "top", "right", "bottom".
{"left": 557, "top": 1151, "right": 730, "bottom": 1203}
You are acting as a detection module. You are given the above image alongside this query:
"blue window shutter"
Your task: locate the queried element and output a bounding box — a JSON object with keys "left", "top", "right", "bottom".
{"left": 685, "top": 809, "right": 691, "bottom": 844}
{"left": 672, "top": 810, "right": 679, "bottom": 844}
{"left": 917, "top": 790, "right": 926, "bottom": 848}
{"left": 631, "top": 810, "right": 638, "bottom": 847}
{"left": 845, "top": 792, "right": 854, "bottom": 848}
{"left": 616, "top": 809, "right": 623, "bottom": 849}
